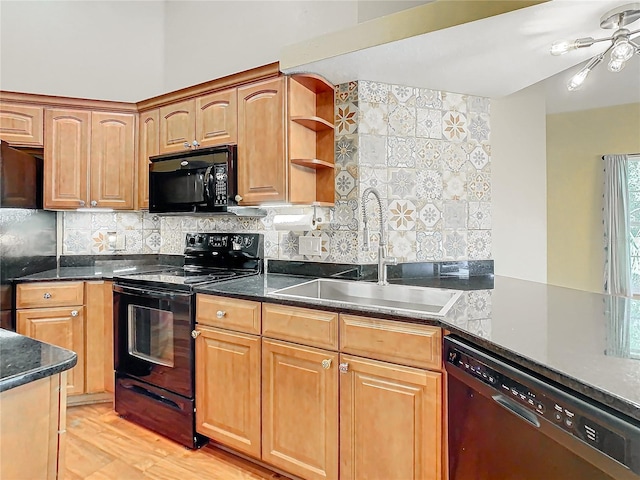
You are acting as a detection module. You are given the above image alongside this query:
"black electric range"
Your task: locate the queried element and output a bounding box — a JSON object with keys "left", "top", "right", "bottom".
{"left": 112, "top": 233, "right": 263, "bottom": 448}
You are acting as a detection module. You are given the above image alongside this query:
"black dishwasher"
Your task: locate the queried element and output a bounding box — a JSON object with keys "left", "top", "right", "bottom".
{"left": 445, "top": 336, "right": 640, "bottom": 480}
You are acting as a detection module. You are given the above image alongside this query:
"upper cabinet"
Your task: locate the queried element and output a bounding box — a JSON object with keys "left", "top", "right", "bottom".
{"left": 237, "top": 77, "right": 287, "bottom": 205}
{"left": 137, "top": 110, "right": 159, "bottom": 210}
{"left": 158, "top": 87, "right": 238, "bottom": 154}
{"left": 0, "top": 102, "right": 44, "bottom": 147}
{"left": 44, "top": 108, "right": 135, "bottom": 210}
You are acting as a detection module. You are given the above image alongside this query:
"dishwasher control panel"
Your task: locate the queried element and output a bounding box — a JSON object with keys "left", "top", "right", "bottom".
{"left": 446, "top": 341, "right": 631, "bottom": 471}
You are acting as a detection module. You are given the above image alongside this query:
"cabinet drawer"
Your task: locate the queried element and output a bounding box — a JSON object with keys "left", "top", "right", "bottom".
{"left": 196, "top": 294, "right": 261, "bottom": 334}
{"left": 17, "top": 282, "right": 84, "bottom": 309}
{"left": 340, "top": 314, "right": 442, "bottom": 370}
{"left": 262, "top": 303, "right": 338, "bottom": 350}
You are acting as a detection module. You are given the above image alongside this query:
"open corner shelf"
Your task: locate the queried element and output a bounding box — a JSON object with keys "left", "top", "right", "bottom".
{"left": 291, "top": 116, "right": 333, "bottom": 132}
{"left": 290, "top": 158, "right": 335, "bottom": 170}
{"left": 290, "top": 74, "right": 335, "bottom": 95}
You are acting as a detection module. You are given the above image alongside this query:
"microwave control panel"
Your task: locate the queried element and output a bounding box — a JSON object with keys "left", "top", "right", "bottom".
{"left": 213, "top": 164, "right": 228, "bottom": 206}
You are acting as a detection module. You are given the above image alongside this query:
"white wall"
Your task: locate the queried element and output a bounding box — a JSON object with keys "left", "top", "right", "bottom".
{"left": 162, "top": 1, "right": 357, "bottom": 92}
{"left": 0, "top": 1, "right": 165, "bottom": 102}
{"left": 491, "top": 83, "right": 547, "bottom": 282}
{"left": 356, "top": 0, "right": 432, "bottom": 23}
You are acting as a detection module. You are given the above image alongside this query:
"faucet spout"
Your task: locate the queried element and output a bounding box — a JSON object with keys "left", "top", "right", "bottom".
{"left": 361, "top": 187, "right": 396, "bottom": 285}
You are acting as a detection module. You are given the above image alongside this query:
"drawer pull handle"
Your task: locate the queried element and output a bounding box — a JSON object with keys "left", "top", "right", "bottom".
{"left": 339, "top": 362, "right": 349, "bottom": 374}
{"left": 216, "top": 310, "right": 226, "bottom": 319}
{"left": 321, "top": 359, "right": 332, "bottom": 370}
{"left": 71, "top": 310, "right": 78, "bottom": 317}
{"left": 191, "top": 330, "right": 201, "bottom": 339}
{"left": 43, "top": 293, "right": 52, "bottom": 299}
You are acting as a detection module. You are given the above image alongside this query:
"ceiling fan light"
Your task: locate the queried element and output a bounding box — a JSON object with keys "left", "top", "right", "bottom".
{"left": 567, "top": 68, "right": 590, "bottom": 91}
{"left": 550, "top": 40, "right": 577, "bottom": 55}
{"left": 608, "top": 57, "right": 626, "bottom": 72}
{"left": 611, "top": 38, "right": 635, "bottom": 61}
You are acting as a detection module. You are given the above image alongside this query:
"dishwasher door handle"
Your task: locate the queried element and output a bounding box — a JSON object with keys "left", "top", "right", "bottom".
{"left": 492, "top": 394, "right": 541, "bottom": 428}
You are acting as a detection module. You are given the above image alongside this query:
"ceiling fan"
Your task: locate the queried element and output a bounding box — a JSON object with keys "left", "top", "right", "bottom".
{"left": 550, "top": 3, "right": 640, "bottom": 91}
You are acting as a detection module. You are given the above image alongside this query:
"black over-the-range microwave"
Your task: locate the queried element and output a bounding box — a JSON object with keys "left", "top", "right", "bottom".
{"left": 149, "top": 145, "right": 237, "bottom": 213}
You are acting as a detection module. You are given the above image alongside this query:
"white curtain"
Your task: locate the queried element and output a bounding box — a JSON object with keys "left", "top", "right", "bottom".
{"left": 603, "top": 154, "right": 632, "bottom": 296}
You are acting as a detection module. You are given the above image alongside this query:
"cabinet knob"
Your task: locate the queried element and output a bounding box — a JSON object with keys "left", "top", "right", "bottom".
{"left": 339, "top": 362, "right": 349, "bottom": 374}
{"left": 79, "top": 200, "right": 85, "bottom": 207}
{"left": 71, "top": 310, "right": 79, "bottom": 317}
{"left": 321, "top": 359, "right": 332, "bottom": 370}
{"left": 234, "top": 195, "right": 243, "bottom": 202}
{"left": 192, "top": 140, "right": 200, "bottom": 148}
{"left": 184, "top": 142, "right": 192, "bottom": 149}
{"left": 43, "top": 292, "right": 52, "bottom": 299}
{"left": 191, "top": 330, "right": 201, "bottom": 339}
{"left": 90, "top": 200, "right": 98, "bottom": 207}
{"left": 216, "top": 310, "right": 226, "bottom": 319}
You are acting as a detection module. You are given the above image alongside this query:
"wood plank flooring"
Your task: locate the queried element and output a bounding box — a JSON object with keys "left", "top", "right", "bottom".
{"left": 64, "top": 403, "right": 286, "bottom": 480}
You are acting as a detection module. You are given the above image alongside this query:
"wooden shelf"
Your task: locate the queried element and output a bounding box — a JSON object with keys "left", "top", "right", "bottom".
{"left": 291, "top": 116, "right": 333, "bottom": 132}
{"left": 291, "top": 158, "right": 335, "bottom": 170}
{"left": 290, "top": 74, "right": 335, "bottom": 94}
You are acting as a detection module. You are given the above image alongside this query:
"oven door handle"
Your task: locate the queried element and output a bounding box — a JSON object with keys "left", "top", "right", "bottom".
{"left": 113, "top": 283, "right": 193, "bottom": 301}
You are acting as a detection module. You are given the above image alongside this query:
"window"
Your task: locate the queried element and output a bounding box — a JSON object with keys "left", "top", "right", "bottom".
{"left": 625, "top": 155, "right": 640, "bottom": 357}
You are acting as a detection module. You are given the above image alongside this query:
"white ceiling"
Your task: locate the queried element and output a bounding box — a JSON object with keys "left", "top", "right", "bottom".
{"left": 282, "top": 0, "right": 640, "bottom": 113}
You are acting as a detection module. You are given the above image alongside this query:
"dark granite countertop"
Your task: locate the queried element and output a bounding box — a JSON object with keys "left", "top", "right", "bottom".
{"left": 0, "top": 329, "right": 77, "bottom": 392}
{"left": 196, "top": 273, "right": 640, "bottom": 424}
{"left": 14, "top": 264, "right": 175, "bottom": 282}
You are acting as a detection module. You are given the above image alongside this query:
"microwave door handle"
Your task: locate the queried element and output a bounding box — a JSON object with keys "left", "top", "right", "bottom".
{"left": 204, "top": 165, "right": 214, "bottom": 204}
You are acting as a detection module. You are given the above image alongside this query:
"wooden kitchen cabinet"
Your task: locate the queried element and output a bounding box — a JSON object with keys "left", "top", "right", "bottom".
{"left": 237, "top": 77, "right": 286, "bottom": 205}
{"left": 17, "top": 306, "right": 85, "bottom": 395}
{"left": 262, "top": 338, "right": 339, "bottom": 480}
{"left": 339, "top": 354, "right": 443, "bottom": 480}
{"left": 44, "top": 108, "right": 136, "bottom": 210}
{"left": 158, "top": 87, "right": 238, "bottom": 154}
{"left": 195, "top": 325, "right": 261, "bottom": 458}
{"left": 0, "top": 102, "right": 44, "bottom": 146}
{"left": 137, "top": 109, "right": 160, "bottom": 210}
{"left": 84, "top": 281, "right": 114, "bottom": 394}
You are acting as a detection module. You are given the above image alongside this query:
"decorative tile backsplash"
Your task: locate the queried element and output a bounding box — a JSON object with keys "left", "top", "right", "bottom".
{"left": 62, "top": 80, "right": 492, "bottom": 264}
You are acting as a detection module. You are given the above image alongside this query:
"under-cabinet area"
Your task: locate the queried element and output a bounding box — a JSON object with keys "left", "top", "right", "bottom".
{"left": 194, "top": 295, "right": 444, "bottom": 480}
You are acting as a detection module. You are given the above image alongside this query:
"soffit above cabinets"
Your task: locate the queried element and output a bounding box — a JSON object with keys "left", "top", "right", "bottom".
{"left": 280, "top": 0, "right": 633, "bottom": 100}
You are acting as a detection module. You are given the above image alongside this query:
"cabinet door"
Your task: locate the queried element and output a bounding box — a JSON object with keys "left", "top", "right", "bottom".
{"left": 340, "top": 354, "right": 442, "bottom": 480}
{"left": 195, "top": 326, "right": 261, "bottom": 458}
{"left": 90, "top": 111, "right": 135, "bottom": 209}
{"left": 0, "top": 103, "right": 44, "bottom": 146}
{"left": 159, "top": 99, "right": 195, "bottom": 154}
{"left": 237, "top": 77, "right": 286, "bottom": 205}
{"left": 262, "top": 339, "right": 338, "bottom": 480}
{"left": 84, "top": 281, "right": 113, "bottom": 394}
{"left": 137, "top": 110, "right": 159, "bottom": 210}
{"left": 196, "top": 88, "right": 238, "bottom": 147}
{"left": 44, "top": 108, "right": 90, "bottom": 209}
{"left": 17, "top": 307, "right": 85, "bottom": 395}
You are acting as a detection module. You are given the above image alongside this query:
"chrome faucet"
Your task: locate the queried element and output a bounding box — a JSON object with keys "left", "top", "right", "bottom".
{"left": 361, "top": 187, "right": 397, "bottom": 285}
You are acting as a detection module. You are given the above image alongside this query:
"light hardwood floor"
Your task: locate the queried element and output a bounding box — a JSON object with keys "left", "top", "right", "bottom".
{"left": 64, "top": 403, "right": 286, "bottom": 480}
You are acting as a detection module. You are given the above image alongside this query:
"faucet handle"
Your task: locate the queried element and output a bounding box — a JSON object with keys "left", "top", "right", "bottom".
{"left": 386, "top": 256, "right": 398, "bottom": 266}
{"left": 362, "top": 225, "right": 370, "bottom": 250}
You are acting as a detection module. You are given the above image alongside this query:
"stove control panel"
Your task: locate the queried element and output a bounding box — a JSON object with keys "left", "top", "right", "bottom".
{"left": 184, "top": 233, "right": 263, "bottom": 271}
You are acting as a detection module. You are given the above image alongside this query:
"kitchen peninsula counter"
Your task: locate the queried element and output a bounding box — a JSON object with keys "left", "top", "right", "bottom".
{"left": 196, "top": 273, "right": 640, "bottom": 424}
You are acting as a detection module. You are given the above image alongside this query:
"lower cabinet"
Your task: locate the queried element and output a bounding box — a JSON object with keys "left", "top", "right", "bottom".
{"left": 339, "top": 354, "right": 442, "bottom": 480}
{"left": 17, "top": 306, "right": 85, "bottom": 395}
{"left": 262, "top": 338, "right": 339, "bottom": 480}
{"left": 194, "top": 325, "right": 261, "bottom": 458}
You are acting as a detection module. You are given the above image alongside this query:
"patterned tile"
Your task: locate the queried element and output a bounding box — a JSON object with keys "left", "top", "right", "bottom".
{"left": 442, "top": 92, "right": 467, "bottom": 113}
{"left": 387, "top": 231, "right": 417, "bottom": 262}
{"left": 468, "top": 202, "right": 492, "bottom": 230}
{"left": 331, "top": 199, "right": 360, "bottom": 231}
{"left": 388, "top": 200, "right": 417, "bottom": 231}
{"left": 443, "top": 230, "right": 468, "bottom": 260}
{"left": 144, "top": 230, "right": 162, "bottom": 253}
{"left": 442, "top": 170, "right": 467, "bottom": 200}
{"left": 415, "top": 170, "right": 443, "bottom": 201}
{"left": 359, "top": 101, "right": 388, "bottom": 135}
{"left": 415, "top": 88, "right": 442, "bottom": 109}
{"left": 359, "top": 81, "right": 389, "bottom": 103}
{"left": 469, "top": 144, "right": 489, "bottom": 170}
{"left": 467, "top": 96, "right": 490, "bottom": 114}
{"left": 116, "top": 212, "right": 142, "bottom": 231}
{"left": 468, "top": 113, "right": 490, "bottom": 144}
{"left": 388, "top": 103, "right": 416, "bottom": 137}
{"left": 63, "top": 229, "right": 91, "bottom": 254}
{"left": 124, "top": 230, "right": 143, "bottom": 254}
{"left": 443, "top": 201, "right": 467, "bottom": 229}
{"left": 466, "top": 290, "right": 492, "bottom": 320}
{"left": 279, "top": 231, "right": 304, "bottom": 260}
{"left": 335, "top": 170, "right": 357, "bottom": 200}
{"left": 415, "top": 139, "right": 443, "bottom": 169}
{"left": 64, "top": 212, "right": 92, "bottom": 230}
{"left": 467, "top": 230, "right": 492, "bottom": 259}
{"left": 387, "top": 168, "right": 416, "bottom": 199}
{"left": 92, "top": 212, "right": 117, "bottom": 231}
{"left": 336, "top": 81, "right": 358, "bottom": 104}
{"left": 360, "top": 167, "right": 388, "bottom": 197}
{"left": 91, "top": 230, "right": 112, "bottom": 254}
{"left": 387, "top": 136, "right": 416, "bottom": 168}
{"left": 389, "top": 85, "right": 416, "bottom": 104}
{"left": 442, "top": 111, "right": 468, "bottom": 142}
{"left": 416, "top": 231, "right": 444, "bottom": 260}
{"left": 181, "top": 217, "right": 198, "bottom": 233}
{"left": 418, "top": 202, "right": 442, "bottom": 229}
{"left": 359, "top": 134, "right": 386, "bottom": 167}
{"left": 467, "top": 172, "right": 491, "bottom": 201}
{"left": 264, "top": 231, "right": 279, "bottom": 259}
{"left": 197, "top": 217, "right": 217, "bottom": 232}
{"left": 416, "top": 108, "right": 442, "bottom": 139}
{"left": 441, "top": 143, "right": 469, "bottom": 173}
{"left": 328, "top": 231, "right": 359, "bottom": 263}
{"left": 335, "top": 102, "right": 358, "bottom": 135}
{"left": 335, "top": 135, "right": 358, "bottom": 166}
{"left": 142, "top": 213, "right": 161, "bottom": 230}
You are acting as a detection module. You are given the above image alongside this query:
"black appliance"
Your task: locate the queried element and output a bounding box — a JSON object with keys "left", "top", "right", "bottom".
{"left": 445, "top": 336, "right": 640, "bottom": 480}
{"left": 0, "top": 140, "right": 42, "bottom": 208}
{"left": 113, "top": 232, "right": 263, "bottom": 449}
{"left": 149, "top": 145, "right": 237, "bottom": 213}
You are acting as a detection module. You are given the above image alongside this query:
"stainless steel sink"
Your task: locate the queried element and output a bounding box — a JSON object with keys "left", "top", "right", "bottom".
{"left": 270, "top": 278, "right": 462, "bottom": 317}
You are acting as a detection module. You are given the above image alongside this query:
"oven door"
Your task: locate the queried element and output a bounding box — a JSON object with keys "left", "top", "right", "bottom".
{"left": 113, "top": 283, "right": 194, "bottom": 398}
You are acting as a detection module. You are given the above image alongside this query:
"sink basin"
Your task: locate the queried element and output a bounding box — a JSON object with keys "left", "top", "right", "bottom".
{"left": 270, "top": 278, "right": 462, "bottom": 317}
